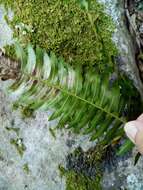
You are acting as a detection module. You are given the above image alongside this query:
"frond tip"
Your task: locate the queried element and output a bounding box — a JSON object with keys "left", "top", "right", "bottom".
{"left": 9, "top": 43, "right": 126, "bottom": 145}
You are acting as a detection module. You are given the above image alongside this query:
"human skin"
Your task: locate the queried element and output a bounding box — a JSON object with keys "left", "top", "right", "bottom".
{"left": 124, "top": 114, "right": 143, "bottom": 154}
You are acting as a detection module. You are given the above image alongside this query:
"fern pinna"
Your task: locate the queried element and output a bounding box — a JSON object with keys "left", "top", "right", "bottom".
{"left": 9, "top": 43, "right": 133, "bottom": 154}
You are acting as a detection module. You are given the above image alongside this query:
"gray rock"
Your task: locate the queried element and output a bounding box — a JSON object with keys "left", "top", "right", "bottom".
{"left": 100, "top": 0, "right": 143, "bottom": 98}
{"left": 102, "top": 149, "right": 143, "bottom": 190}
{"left": 0, "top": 6, "right": 13, "bottom": 48}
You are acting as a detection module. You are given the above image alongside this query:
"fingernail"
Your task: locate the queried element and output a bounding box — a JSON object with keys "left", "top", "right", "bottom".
{"left": 124, "top": 122, "right": 138, "bottom": 143}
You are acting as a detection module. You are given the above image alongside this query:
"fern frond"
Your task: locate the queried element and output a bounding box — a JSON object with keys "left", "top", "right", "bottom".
{"left": 9, "top": 43, "right": 126, "bottom": 145}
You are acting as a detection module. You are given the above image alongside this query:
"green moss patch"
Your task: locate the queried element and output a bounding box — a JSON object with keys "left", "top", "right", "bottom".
{"left": 1, "top": 0, "right": 117, "bottom": 73}
{"left": 59, "top": 166, "right": 102, "bottom": 190}
{"left": 59, "top": 145, "right": 104, "bottom": 190}
{"left": 10, "top": 138, "right": 26, "bottom": 157}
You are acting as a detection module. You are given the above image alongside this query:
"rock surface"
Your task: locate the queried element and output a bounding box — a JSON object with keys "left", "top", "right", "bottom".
{"left": 102, "top": 147, "right": 143, "bottom": 190}
{"left": 100, "top": 0, "right": 143, "bottom": 97}
{"left": 0, "top": 6, "right": 13, "bottom": 48}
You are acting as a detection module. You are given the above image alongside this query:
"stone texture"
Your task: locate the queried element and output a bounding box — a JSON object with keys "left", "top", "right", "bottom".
{"left": 0, "top": 6, "right": 13, "bottom": 48}
{"left": 102, "top": 149, "right": 143, "bottom": 190}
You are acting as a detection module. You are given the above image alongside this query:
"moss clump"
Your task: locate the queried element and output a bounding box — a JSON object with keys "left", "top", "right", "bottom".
{"left": 66, "top": 146, "right": 104, "bottom": 179}
{"left": 12, "top": 102, "right": 35, "bottom": 119}
{"left": 21, "top": 106, "right": 35, "bottom": 118}
{"left": 59, "top": 145, "right": 104, "bottom": 190}
{"left": 4, "top": 44, "right": 16, "bottom": 58}
{"left": 59, "top": 166, "right": 102, "bottom": 190}
{"left": 1, "top": 0, "right": 117, "bottom": 72}
{"left": 23, "top": 163, "right": 30, "bottom": 174}
{"left": 10, "top": 138, "right": 26, "bottom": 157}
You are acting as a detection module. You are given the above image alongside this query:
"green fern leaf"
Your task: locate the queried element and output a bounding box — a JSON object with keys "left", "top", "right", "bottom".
{"left": 9, "top": 43, "right": 126, "bottom": 146}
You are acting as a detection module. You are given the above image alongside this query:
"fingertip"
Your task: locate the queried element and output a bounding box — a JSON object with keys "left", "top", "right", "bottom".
{"left": 124, "top": 121, "right": 138, "bottom": 143}
{"left": 137, "top": 113, "right": 143, "bottom": 121}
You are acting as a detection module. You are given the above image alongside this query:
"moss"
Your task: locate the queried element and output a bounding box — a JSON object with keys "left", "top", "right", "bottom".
{"left": 59, "top": 166, "right": 102, "bottom": 190}
{"left": 138, "top": 53, "right": 143, "bottom": 61}
{"left": 12, "top": 102, "right": 35, "bottom": 118}
{"left": 4, "top": 44, "right": 16, "bottom": 59}
{"left": 10, "top": 138, "right": 26, "bottom": 157}
{"left": 66, "top": 145, "right": 104, "bottom": 179}
{"left": 0, "top": 0, "right": 117, "bottom": 73}
{"left": 21, "top": 106, "right": 35, "bottom": 118}
{"left": 49, "top": 127, "right": 56, "bottom": 139}
{"left": 23, "top": 163, "right": 30, "bottom": 174}
{"left": 59, "top": 145, "right": 104, "bottom": 190}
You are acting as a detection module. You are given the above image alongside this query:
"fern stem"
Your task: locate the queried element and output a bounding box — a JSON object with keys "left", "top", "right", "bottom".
{"left": 25, "top": 73, "right": 126, "bottom": 124}
{"left": 53, "top": 84, "right": 126, "bottom": 124}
